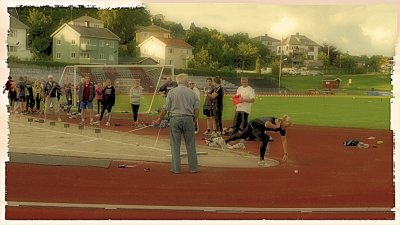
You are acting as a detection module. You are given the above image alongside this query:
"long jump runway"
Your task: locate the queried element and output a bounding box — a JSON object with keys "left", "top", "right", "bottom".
{"left": 7, "top": 113, "right": 278, "bottom": 168}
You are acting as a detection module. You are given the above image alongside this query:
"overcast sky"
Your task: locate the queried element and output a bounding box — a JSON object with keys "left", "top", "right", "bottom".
{"left": 0, "top": 1, "right": 398, "bottom": 57}
{"left": 145, "top": 3, "right": 398, "bottom": 57}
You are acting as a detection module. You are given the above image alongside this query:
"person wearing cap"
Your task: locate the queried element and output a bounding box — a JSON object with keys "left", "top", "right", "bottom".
{"left": 218, "top": 115, "right": 292, "bottom": 166}
{"left": 43, "top": 74, "right": 62, "bottom": 121}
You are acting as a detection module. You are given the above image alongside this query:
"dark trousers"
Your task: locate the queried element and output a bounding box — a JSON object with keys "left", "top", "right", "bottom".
{"left": 97, "top": 99, "right": 102, "bottom": 114}
{"left": 67, "top": 99, "right": 72, "bottom": 113}
{"left": 225, "top": 122, "right": 270, "bottom": 160}
{"left": 35, "top": 95, "right": 41, "bottom": 110}
{"left": 26, "top": 96, "right": 34, "bottom": 110}
{"left": 131, "top": 104, "right": 140, "bottom": 122}
{"left": 213, "top": 109, "right": 223, "bottom": 133}
{"left": 99, "top": 105, "right": 113, "bottom": 121}
{"left": 232, "top": 111, "right": 249, "bottom": 134}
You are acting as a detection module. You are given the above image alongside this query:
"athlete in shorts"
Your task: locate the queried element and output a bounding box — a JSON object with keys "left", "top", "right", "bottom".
{"left": 78, "top": 76, "right": 96, "bottom": 125}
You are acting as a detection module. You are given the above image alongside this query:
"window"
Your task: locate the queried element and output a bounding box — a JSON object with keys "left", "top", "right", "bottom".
{"left": 71, "top": 39, "right": 76, "bottom": 45}
{"left": 142, "top": 32, "right": 149, "bottom": 38}
{"left": 80, "top": 52, "right": 89, "bottom": 58}
{"left": 71, "top": 52, "right": 76, "bottom": 58}
{"left": 82, "top": 39, "right": 90, "bottom": 44}
{"left": 168, "top": 60, "right": 173, "bottom": 65}
{"left": 100, "top": 40, "right": 105, "bottom": 47}
{"left": 144, "top": 48, "right": 148, "bottom": 53}
{"left": 56, "top": 39, "right": 61, "bottom": 45}
{"left": 8, "top": 46, "right": 18, "bottom": 52}
{"left": 108, "top": 41, "right": 114, "bottom": 48}
{"left": 99, "top": 53, "right": 105, "bottom": 59}
{"left": 169, "top": 48, "right": 174, "bottom": 54}
{"left": 94, "top": 24, "right": 100, "bottom": 28}
{"left": 308, "top": 46, "right": 314, "bottom": 51}
{"left": 9, "top": 29, "right": 17, "bottom": 37}
{"left": 56, "top": 52, "right": 61, "bottom": 59}
{"left": 109, "top": 54, "right": 114, "bottom": 61}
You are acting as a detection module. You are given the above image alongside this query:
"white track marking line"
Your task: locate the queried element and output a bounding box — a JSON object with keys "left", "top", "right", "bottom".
{"left": 6, "top": 201, "right": 393, "bottom": 213}
{"left": 8, "top": 145, "right": 163, "bottom": 159}
{"left": 127, "top": 125, "right": 150, "bottom": 133}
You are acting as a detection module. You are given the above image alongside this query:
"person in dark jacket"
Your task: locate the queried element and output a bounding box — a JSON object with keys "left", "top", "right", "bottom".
{"left": 93, "top": 79, "right": 115, "bottom": 126}
{"left": 78, "top": 75, "right": 95, "bottom": 125}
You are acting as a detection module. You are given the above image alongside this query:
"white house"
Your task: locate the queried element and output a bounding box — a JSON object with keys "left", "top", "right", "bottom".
{"left": 252, "top": 34, "right": 281, "bottom": 54}
{"left": 50, "top": 15, "right": 120, "bottom": 64}
{"left": 138, "top": 36, "right": 193, "bottom": 69}
{"left": 7, "top": 15, "right": 33, "bottom": 61}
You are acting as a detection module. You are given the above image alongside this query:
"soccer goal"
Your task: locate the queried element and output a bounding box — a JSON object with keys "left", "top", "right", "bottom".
{"left": 59, "top": 64, "right": 175, "bottom": 114}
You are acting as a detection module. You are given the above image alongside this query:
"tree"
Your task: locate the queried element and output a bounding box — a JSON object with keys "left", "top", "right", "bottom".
{"left": 320, "top": 42, "right": 340, "bottom": 66}
{"left": 255, "top": 57, "right": 261, "bottom": 74}
{"left": 367, "top": 55, "right": 385, "bottom": 72}
{"left": 98, "top": 7, "right": 151, "bottom": 45}
{"left": 26, "top": 8, "right": 52, "bottom": 59}
{"left": 237, "top": 42, "right": 258, "bottom": 70}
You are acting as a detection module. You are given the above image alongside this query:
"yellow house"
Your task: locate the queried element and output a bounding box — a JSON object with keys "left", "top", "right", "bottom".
{"left": 135, "top": 24, "right": 171, "bottom": 45}
{"left": 138, "top": 36, "right": 193, "bottom": 69}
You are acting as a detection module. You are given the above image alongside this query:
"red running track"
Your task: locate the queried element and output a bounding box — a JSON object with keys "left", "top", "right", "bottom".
{"left": 5, "top": 115, "right": 395, "bottom": 220}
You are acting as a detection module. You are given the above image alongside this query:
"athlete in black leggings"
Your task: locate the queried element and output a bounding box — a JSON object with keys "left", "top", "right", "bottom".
{"left": 223, "top": 115, "right": 292, "bottom": 166}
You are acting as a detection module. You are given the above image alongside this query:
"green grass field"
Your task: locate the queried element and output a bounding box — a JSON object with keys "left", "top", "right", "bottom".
{"left": 281, "top": 73, "right": 392, "bottom": 95}
{"left": 70, "top": 73, "right": 391, "bottom": 130}
{"left": 108, "top": 94, "right": 390, "bottom": 130}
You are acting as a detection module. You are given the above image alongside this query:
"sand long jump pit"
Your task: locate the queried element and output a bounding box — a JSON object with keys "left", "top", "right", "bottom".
{"left": 7, "top": 114, "right": 279, "bottom": 169}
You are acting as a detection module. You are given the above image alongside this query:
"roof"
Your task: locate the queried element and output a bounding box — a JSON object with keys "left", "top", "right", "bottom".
{"left": 253, "top": 34, "right": 280, "bottom": 42}
{"left": 10, "top": 15, "right": 29, "bottom": 30}
{"left": 51, "top": 23, "right": 120, "bottom": 41}
{"left": 283, "top": 33, "right": 319, "bottom": 46}
{"left": 136, "top": 24, "right": 171, "bottom": 33}
{"left": 156, "top": 37, "right": 193, "bottom": 49}
{"left": 70, "top": 15, "right": 103, "bottom": 24}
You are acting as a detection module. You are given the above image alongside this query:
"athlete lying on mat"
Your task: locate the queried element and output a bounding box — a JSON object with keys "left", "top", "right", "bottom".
{"left": 218, "top": 115, "right": 292, "bottom": 166}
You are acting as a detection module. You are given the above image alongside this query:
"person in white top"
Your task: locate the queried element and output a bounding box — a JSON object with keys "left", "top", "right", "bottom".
{"left": 129, "top": 79, "right": 143, "bottom": 127}
{"left": 188, "top": 80, "right": 200, "bottom": 134}
{"left": 231, "top": 77, "right": 255, "bottom": 134}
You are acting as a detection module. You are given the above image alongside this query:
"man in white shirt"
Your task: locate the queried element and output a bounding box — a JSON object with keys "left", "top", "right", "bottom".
{"left": 231, "top": 77, "right": 255, "bottom": 134}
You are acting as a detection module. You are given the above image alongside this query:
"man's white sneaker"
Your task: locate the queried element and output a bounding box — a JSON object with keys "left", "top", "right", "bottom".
{"left": 105, "top": 122, "right": 110, "bottom": 126}
{"left": 92, "top": 121, "right": 100, "bottom": 125}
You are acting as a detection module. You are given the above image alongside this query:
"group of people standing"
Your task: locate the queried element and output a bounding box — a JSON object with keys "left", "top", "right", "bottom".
{"left": 4, "top": 73, "right": 293, "bottom": 172}
{"left": 4, "top": 75, "right": 49, "bottom": 115}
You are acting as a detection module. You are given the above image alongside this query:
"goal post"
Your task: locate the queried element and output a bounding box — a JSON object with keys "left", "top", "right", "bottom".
{"left": 58, "top": 64, "right": 175, "bottom": 114}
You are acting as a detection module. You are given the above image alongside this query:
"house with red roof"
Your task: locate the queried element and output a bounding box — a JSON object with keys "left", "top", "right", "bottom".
{"left": 138, "top": 36, "right": 193, "bottom": 69}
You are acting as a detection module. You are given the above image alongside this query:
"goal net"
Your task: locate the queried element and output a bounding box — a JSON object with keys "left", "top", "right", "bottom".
{"left": 59, "top": 64, "right": 174, "bottom": 114}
